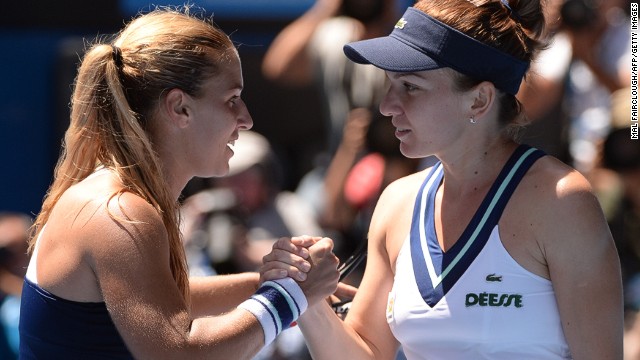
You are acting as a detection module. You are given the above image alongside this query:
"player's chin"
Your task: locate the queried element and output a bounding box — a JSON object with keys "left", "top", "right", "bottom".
{"left": 399, "top": 143, "right": 419, "bottom": 159}
{"left": 200, "top": 162, "right": 230, "bottom": 179}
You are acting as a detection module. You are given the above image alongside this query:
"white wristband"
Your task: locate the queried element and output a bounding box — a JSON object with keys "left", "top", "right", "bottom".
{"left": 238, "top": 277, "right": 308, "bottom": 346}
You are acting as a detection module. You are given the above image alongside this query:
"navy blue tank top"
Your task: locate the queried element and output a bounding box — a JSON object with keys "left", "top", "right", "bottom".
{"left": 19, "top": 278, "right": 133, "bottom": 359}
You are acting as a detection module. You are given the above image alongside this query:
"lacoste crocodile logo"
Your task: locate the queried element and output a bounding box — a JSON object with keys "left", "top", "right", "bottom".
{"left": 395, "top": 18, "right": 407, "bottom": 29}
{"left": 485, "top": 273, "right": 502, "bottom": 282}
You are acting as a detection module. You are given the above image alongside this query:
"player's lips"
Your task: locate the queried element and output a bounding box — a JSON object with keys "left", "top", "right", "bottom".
{"left": 395, "top": 127, "right": 411, "bottom": 139}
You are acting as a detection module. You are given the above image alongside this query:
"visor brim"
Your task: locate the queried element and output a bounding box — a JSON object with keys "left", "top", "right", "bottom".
{"left": 343, "top": 35, "right": 444, "bottom": 73}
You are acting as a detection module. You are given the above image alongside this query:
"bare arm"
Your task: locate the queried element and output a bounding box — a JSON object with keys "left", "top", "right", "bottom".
{"left": 189, "top": 273, "right": 258, "bottom": 317}
{"left": 89, "top": 194, "right": 338, "bottom": 359}
{"left": 539, "top": 170, "right": 623, "bottom": 359}
{"left": 293, "top": 182, "right": 406, "bottom": 359}
{"left": 261, "top": 0, "right": 341, "bottom": 86}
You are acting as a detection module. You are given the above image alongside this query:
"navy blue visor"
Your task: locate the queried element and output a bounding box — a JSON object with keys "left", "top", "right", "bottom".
{"left": 343, "top": 7, "right": 529, "bottom": 95}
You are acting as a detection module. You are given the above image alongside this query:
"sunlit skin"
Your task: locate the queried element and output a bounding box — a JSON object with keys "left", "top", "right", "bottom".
{"left": 381, "top": 69, "right": 472, "bottom": 159}
{"left": 379, "top": 68, "right": 520, "bottom": 179}
{"left": 33, "top": 50, "right": 254, "bottom": 306}
{"left": 29, "top": 48, "right": 340, "bottom": 359}
{"left": 153, "top": 50, "right": 253, "bottom": 199}
{"left": 263, "top": 66, "right": 623, "bottom": 359}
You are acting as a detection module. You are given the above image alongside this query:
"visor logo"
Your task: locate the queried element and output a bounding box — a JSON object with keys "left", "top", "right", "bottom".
{"left": 395, "top": 18, "right": 407, "bottom": 29}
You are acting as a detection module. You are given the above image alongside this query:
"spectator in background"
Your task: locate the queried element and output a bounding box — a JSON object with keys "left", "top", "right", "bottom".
{"left": 262, "top": 0, "right": 402, "bottom": 155}
{"left": 596, "top": 87, "right": 640, "bottom": 360}
{"left": 603, "top": 124, "right": 640, "bottom": 306}
{"left": 516, "top": 0, "right": 573, "bottom": 162}
{"left": 181, "top": 130, "right": 322, "bottom": 275}
{"left": 262, "top": 0, "right": 409, "bottom": 261}
{"left": 181, "top": 130, "right": 323, "bottom": 360}
{"left": 518, "top": 0, "right": 631, "bottom": 173}
{"left": 0, "top": 212, "right": 31, "bottom": 360}
{"left": 262, "top": 0, "right": 399, "bottom": 236}
{"left": 320, "top": 104, "right": 422, "bottom": 264}
{"left": 598, "top": 88, "right": 640, "bottom": 304}
{"left": 560, "top": 0, "right": 631, "bottom": 173}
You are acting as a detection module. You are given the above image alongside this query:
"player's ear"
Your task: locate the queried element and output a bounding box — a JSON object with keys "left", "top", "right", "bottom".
{"left": 469, "top": 81, "right": 496, "bottom": 120}
{"left": 162, "top": 88, "right": 192, "bottom": 128}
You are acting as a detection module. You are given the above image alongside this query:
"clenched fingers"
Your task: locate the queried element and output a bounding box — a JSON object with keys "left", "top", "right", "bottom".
{"left": 263, "top": 247, "right": 311, "bottom": 271}
{"left": 290, "top": 235, "right": 322, "bottom": 248}
{"left": 259, "top": 263, "right": 307, "bottom": 283}
{"left": 308, "top": 237, "right": 335, "bottom": 259}
{"left": 271, "top": 237, "right": 313, "bottom": 258}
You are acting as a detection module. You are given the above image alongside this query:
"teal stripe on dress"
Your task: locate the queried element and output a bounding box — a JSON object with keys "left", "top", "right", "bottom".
{"left": 428, "top": 147, "right": 537, "bottom": 287}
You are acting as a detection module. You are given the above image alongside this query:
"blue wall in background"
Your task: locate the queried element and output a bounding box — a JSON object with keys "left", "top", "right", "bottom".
{"left": 0, "top": 32, "right": 68, "bottom": 215}
{"left": 120, "top": 0, "right": 316, "bottom": 19}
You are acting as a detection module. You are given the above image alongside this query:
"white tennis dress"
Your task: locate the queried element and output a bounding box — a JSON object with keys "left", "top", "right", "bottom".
{"left": 386, "top": 145, "right": 572, "bottom": 359}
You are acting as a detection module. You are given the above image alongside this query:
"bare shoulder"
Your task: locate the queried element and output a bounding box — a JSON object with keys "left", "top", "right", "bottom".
{"left": 54, "top": 176, "right": 167, "bottom": 258}
{"left": 369, "top": 168, "right": 431, "bottom": 264}
{"left": 371, "top": 169, "right": 428, "bottom": 230}
{"left": 95, "top": 191, "right": 167, "bottom": 253}
{"left": 523, "top": 156, "right": 601, "bottom": 222}
{"left": 516, "top": 155, "right": 611, "bottom": 256}
{"left": 377, "top": 169, "right": 429, "bottom": 211}
{"left": 36, "top": 172, "right": 169, "bottom": 302}
{"left": 48, "top": 175, "right": 166, "bottom": 282}
{"left": 58, "top": 186, "right": 170, "bottom": 300}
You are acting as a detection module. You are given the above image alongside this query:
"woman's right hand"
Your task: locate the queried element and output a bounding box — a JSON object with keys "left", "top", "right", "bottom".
{"left": 261, "top": 236, "right": 340, "bottom": 306}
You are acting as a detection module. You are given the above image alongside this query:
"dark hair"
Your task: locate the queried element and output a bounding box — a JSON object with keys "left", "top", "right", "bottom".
{"left": 415, "top": 0, "right": 546, "bottom": 137}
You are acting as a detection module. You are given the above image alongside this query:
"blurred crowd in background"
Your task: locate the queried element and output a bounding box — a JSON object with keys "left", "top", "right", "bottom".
{"left": 1, "top": 0, "right": 638, "bottom": 358}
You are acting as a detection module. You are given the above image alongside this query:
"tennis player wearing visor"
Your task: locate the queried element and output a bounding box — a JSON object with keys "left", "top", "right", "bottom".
{"left": 261, "top": 0, "right": 623, "bottom": 359}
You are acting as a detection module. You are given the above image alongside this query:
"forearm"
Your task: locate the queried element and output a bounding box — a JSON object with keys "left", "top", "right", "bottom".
{"left": 117, "top": 274, "right": 268, "bottom": 359}
{"left": 189, "top": 272, "right": 259, "bottom": 317}
{"left": 324, "top": 132, "right": 362, "bottom": 196}
{"left": 183, "top": 309, "right": 265, "bottom": 359}
{"left": 321, "top": 143, "right": 360, "bottom": 229}
{"left": 299, "top": 302, "right": 376, "bottom": 360}
{"left": 322, "top": 110, "right": 371, "bottom": 229}
{"left": 184, "top": 277, "right": 307, "bottom": 358}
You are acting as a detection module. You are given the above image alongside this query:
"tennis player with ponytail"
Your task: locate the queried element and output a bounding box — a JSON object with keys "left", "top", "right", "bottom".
{"left": 19, "top": 7, "right": 339, "bottom": 359}
{"left": 262, "top": 0, "right": 623, "bottom": 358}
